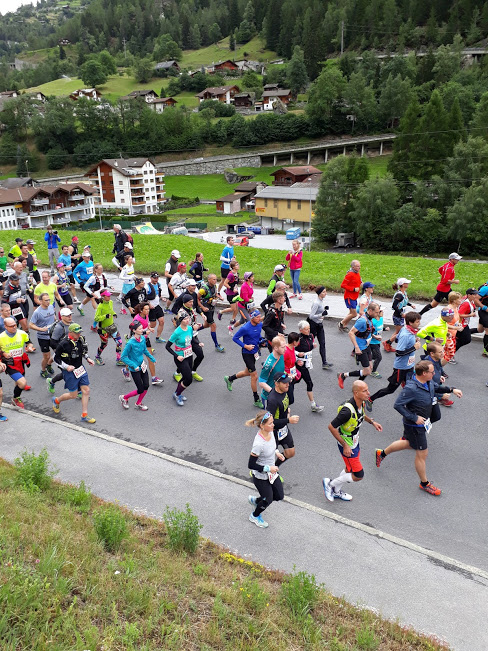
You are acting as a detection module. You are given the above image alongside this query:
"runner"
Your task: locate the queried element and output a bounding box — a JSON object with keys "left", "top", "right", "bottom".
{"left": 456, "top": 288, "right": 480, "bottom": 353}
{"left": 112, "top": 223, "right": 129, "bottom": 254}
{"left": 442, "top": 292, "right": 463, "bottom": 365}
{"left": 307, "top": 286, "right": 333, "bottom": 369}
{"left": 34, "top": 270, "right": 65, "bottom": 307}
{"left": 258, "top": 335, "right": 286, "bottom": 406}
{"left": 118, "top": 254, "right": 135, "bottom": 312}
{"left": 246, "top": 410, "right": 286, "bottom": 528}
{"left": 197, "top": 274, "right": 225, "bottom": 353}
{"left": 286, "top": 239, "right": 303, "bottom": 299}
{"left": 383, "top": 278, "right": 415, "bottom": 352}
{"left": 323, "top": 380, "right": 383, "bottom": 502}
{"left": 169, "top": 263, "right": 189, "bottom": 300}
{"left": 171, "top": 293, "right": 205, "bottom": 383}
{"left": 146, "top": 272, "right": 166, "bottom": 343}
{"left": 52, "top": 323, "right": 96, "bottom": 423}
{"left": 188, "top": 252, "right": 208, "bottom": 286}
{"left": 132, "top": 302, "right": 163, "bottom": 385}
{"left": 166, "top": 311, "right": 195, "bottom": 406}
{"left": 295, "top": 320, "right": 324, "bottom": 411}
{"left": 217, "top": 260, "right": 240, "bottom": 328}
{"left": 262, "top": 291, "right": 286, "bottom": 350}
{"left": 0, "top": 317, "right": 30, "bottom": 408}
{"left": 217, "top": 235, "right": 235, "bottom": 295}
{"left": 375, "top": 360, "right": 448, "bottom": 496}
{"left": 57, "top": 244, "right": 78, "bottom": 302}
{"left": 420, "top": 342, "right": 463, "bottom": 407}
{"left": 337, "top": 302, "right": 380, "bottom": 390}
{"left": 21, "top": 242, "right": 39, "bottom": 285}
{"left": 46, "top": 307, "right": 73, "bottom": 394}
{"left": 122, "top": 277, "right": 147, "bottom": 316}
{"left": 68, "top": 237, "right": 81, "bottom": 302}
{"left": 367, "top": 311, "right": 421, "bottom": 408}
{"left": 284, "top": 331, "right": 324, "bottom": 412}
{"left": 112, "top": 242, "right": 134, "bottom": 271}
{"left": 370, "top": 304, "right": 385, "bottom": 378}
{"left": 417, "top": 308, "right": 457, "bottom": 360}
{"left": 419, "top": 253, "right": 462, "bottom": 316}
{"left": 164, "top": 249, "right": 180, "bottom": 311}
{"left": 73, "top": 252, "right": 95, "bottom": 316}
{"left": 356, "top": 281, "right": 375, "bottom": 318}
{"left": 2, "top": 272, "right": 35, "bottom": 352}
{"left": 338, "top": 259, "right": 362, "bottom": 333}
{"left": 53, "top": 261, "right": 73, "bottom": 308}
{"left": 8, "top": 237, "right": 23, "bottom": 260}
{"left": 93, "top": 290, "right": 124, "bottom": 367}
{"left": 260, "top": 281, "right": 291, "bottom": 315}
{"left": 119, "top": 320, "right": 156, "bottom": 411}
{"left": 171, "top": 280, "right": 198, "bottom": 317}
{"left": 225, "top": 309, "right": 265, "bottom": 408}
{"left": 266, "top": 371, "right": 300, "bottom": 466}
{"left": 29, "top": 292, "right": 55, "bottom": 378}
{"left": 44, "top": 225, "right": 61, "bottom": 274}
{"left": 236, "top": 271, "right": 255, "bottom": 326}
{"left": 266, "top": 265, "right": 287, "bottom": 296}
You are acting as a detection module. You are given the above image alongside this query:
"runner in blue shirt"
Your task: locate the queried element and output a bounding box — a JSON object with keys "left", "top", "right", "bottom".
{"left": 258, "top": 335, "right": 286, "bottom": 405}
{"left": 217, "top": 235, "right": 235, "bottom": 295}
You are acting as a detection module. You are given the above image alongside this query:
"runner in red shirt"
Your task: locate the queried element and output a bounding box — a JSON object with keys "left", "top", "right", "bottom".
{"left": 338, "top": 259, "right": 362, "bottom": 333}
{"left": 419, "top": 253, "right": 462, "bottom": 316}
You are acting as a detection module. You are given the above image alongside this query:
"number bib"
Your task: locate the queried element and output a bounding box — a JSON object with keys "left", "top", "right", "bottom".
{"left": 276, "top": 425, "right": 288, "bottom": 441}
{"left": 246, "top": 301, "right": 255, "bottom": 310}
{"left": 268, "top": 471, "right": 279, "bottom": 484}
{"left": 424, "top": 418, "right": 432, "bottom": 434}
{"left": 183, "top": 346, "right": 192, "bottom": 358}
{"left": 10, "top": 347, "right": 23, "bottom": 358}
{"left": 303, "top": 351, "right": 313, "bottom": 369}
{"left": 254, "top": 352, "right": 260, "bottom": 360}
{"left": 141, "top": 360, "right": 147, "bottom": 373}
{"left": 73, "top": 365, "right": 86, "bottom": 379}
{"left": 289, "top": 365, "right": 297, "bottom": 379}
{"left": 11, "top": 307, "right": 22, "bottom": 317}
{"left": 408, "top": 354, "right": 416, "bottom": 366}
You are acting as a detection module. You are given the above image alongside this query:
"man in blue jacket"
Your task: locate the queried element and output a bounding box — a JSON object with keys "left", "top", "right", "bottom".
{"left": 44, "top": 225, "right": 61, "bottom": 275}
{"left": 375, "top": 359, "right": 460, "bottom": 496}
{"left": 224, "top": 309, "right": 264, "bottom": 408}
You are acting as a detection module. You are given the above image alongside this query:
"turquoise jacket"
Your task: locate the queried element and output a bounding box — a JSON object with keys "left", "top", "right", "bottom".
{"left": 120, "top": 336, "right": 156, "bottom": 372}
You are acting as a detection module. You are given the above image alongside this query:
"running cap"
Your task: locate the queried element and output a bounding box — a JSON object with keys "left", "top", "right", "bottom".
{"left": 465, "top": 287, "right": 480, "bottom": 295}
{"left": 134, "top": 277, "right": 144, "bottom": 284}
{"left": 82, "top": 252, "right": 91, "bottom": 258}
{"left": 397, "top": 277, "right": 412, "bottom": 285}
{"left": 186, "top": 279, "right": 197, "bottom": 286}
{"left": 274, "top": 371, "right": 291, "bottom": 384}
{"left": 171, "top": 249, "right": 181, "bottom": 258}
{"left": 363, "top": 281, "right": 375, "bottom": 289}
{"left": 244, "top": 271, "right": 253, "bottom": 280}
{"left": 100, "top": 290, "right": 111, "bottom": 297}
{"left": 26, "top": 239, "right": 36, "bottom": 244}
{"left": 250, "top": 309, "right": 261, "bottom": 318}
{"left": 83, "top": 245, "right": 91, "bottom": 249}
{"left": 124, "top": 242, "right": 133, "bottom": 249}
{"left": 69, "top": 323, "right": 82, "bottom": 333}
{"left": 15, "top": 237, "right": 23, "bottom": 243}
{"left": 441, "top": 308, "right": 455, "bottom": 318}
{"left": 274, "top": 264, "right": 286, "bottom": 272}
{"left": 177, "top": 262, "right": 187, "bottom": 271}
{"left": 60, "top": 307, "right": 72, "bottom": 316}
{"left": 150, "top": 271, "right": 159, "bottom": 278}
{"left": 56, "top": 262, "right": 65, "bottom": 268}
{"left": 449, "top": 252, "right": 462, "bottom": 260}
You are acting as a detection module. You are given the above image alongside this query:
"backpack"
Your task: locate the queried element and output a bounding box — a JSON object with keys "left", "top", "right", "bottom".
{"left": 126, "top": 233, "right": 134, "bottom": 245}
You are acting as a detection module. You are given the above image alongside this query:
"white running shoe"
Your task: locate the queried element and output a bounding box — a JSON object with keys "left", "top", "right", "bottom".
{"left": 322, "top": 477, "right": 334, "bottom": 502}
{"left": 333, "top": 489, "right": 352, "bottom": 501}
{"left": 134, "top": 403, "right": 148, "bottom": 411}
{"left": 119, "top": 395, "right": 129, "bottom": 410}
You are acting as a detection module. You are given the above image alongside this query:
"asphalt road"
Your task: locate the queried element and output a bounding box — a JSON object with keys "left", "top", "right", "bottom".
{"left": 17, "top": 310, "right": 488, "bottom": 572}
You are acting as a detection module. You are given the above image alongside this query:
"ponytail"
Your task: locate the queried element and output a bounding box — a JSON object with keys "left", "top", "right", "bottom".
{"left": 245, "top": 411, "right": 271, "bottom": 428}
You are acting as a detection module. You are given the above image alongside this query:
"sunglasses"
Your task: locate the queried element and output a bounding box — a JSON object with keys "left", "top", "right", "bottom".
{"left": 260, "top": 411, "right": 272, "bottom": 425}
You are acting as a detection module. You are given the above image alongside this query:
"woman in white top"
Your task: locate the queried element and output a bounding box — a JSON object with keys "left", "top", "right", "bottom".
{"left": 246, "top": 411, "right": 285, "bottom": 529}
{"left": 307, "top": 285, "right": 333, "bottom": 370}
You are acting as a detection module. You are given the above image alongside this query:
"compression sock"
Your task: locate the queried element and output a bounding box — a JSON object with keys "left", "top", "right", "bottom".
{"left": 136, "top": 390, "right": 147, "bottom": 405}
{"left": 229, "top": 374, "right": 237, "bottom": 382}
{"left": 176, "top": 381, "right": 185, "bottom": 396}
{"left": 419, "top": 304, "right": 432, "bottom": 316}
{"left": 211, "top": 331, "right": 219, "bottom": 347}
{"left": 348, "top": 370, "right": 362, "bottom": 377}
{"left": 124, "top": 390, "right": 138, "bottom": 400}
{"left": 13, "top": 386, "right": 22, "bottom": 398}
{"left": 330, "top": 470, "right": 353, "bottom": 491}
{"left": 276, "top": 456, "right": 287, "bottom": 467}
{"left": 253, "top": 391, "right": 260, "bottom": 402}
{"left": 484, "top": 334, "right": 488, "bottom": 350}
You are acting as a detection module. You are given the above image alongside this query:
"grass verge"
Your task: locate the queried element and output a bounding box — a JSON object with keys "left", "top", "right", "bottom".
{"left": 4, "top": 228, "right": 486, "bottom": 300}
{"left": 0, "top": 456, "right": 448, "bottom": 650}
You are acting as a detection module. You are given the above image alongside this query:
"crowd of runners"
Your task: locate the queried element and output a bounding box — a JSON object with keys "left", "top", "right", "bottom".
{"left": 1, "top": 228, "right": 486, "bottom": 529}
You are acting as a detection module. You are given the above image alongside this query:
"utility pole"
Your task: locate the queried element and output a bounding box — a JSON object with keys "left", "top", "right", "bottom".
{"left": 341, "top": 21, "right": 344, "bottom": 57}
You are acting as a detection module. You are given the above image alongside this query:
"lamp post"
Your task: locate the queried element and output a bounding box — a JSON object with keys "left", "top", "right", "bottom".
{"left": 307, "top": 170, "right": 313, "bottom": 252}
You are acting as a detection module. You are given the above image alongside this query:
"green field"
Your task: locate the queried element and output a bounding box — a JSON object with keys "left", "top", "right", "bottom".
{"left": 180, "top": 35, "right": 276, "bottom": 69}
{"left": 3, "top": 228, "right": 485, "bottom": 299}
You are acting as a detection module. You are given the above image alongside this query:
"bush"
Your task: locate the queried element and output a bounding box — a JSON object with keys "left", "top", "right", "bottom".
{"left": 14, "top": 447, "right": 56, "bottom": 494}
{"left": 280, "top": 568, "right": 320, "bottom": 620}
{"left": 163, "top": 503, "right": 203, "bottom": 554}
{"left": 93, "top": 505, "right": 129, "bottom": 552}
{"left": 59, "top": 480, "right": 92, "bottom": 513}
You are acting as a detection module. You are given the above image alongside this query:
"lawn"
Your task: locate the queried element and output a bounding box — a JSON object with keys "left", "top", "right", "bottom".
{"left": 4, "top": 228, "right": 486, "bottom": 299}
{"left": 171, "top": 90, "right": 199, "bottom": 108}
{"left": 181, "top": 35, "right": 277, "bottom": 69}
{"left": 0, "top": 455, "right": 447, "bottom": 650}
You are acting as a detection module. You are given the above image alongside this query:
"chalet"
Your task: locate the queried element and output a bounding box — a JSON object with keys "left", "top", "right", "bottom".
{"left": 234, "top": 181, "right": 267, "bottom": 195}
{"left": 26, "top": 91, "right": 47, "bottom": 103}
{"left": 0, "top": 90, "right": 19, "bottom": 99}
{"left": 216, "top": 182, "right": 266, "bottom": 214}
{"left": 0, "top": 177, "right": 34, "bottom": 190}
{"left": 196, "top": 85, "right": 240, "bottom": 104}
{"left": 262, "top": 89, "right": 292, "bottom": 111}
{"left": 233, "top": 92, "right": 254, "bottom": 109}
{"left": 254, "top": 184, "right": 318, "bottom": 231}
{"left": 263, "top": 83, "right": 279, "bottom": 91}
{"left": 69, "top": 88, "right": 102, "bottom": 102}
{"left": 147, "top": 97, "right": 178, "bottom": 114}
{"left": 235, "top": 60, "right": 263, "bottom": 73}
{"left": 154, "top": 60, "right": 181, "bottom": 74}
{"left": 271, "top": 166, "right": 322, "bottom": 186}
{"left": 127, "top": 89, "right": 159, "bottom": 102}
{"left": 212, "top": 59, "right": 239, "bottom": 73}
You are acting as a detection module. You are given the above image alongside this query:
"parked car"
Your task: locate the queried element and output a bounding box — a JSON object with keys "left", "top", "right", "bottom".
{"left": 234, "top": 236, "right": 250, "bottom": 246}
{"left": 238, "top": 230, "right": 255, "bottom": 239}
{"left": 247, "top": 226, "right": 262, "bottom": 234}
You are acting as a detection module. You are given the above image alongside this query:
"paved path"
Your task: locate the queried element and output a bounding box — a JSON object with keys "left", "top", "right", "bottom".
{"left": 0, "top": 408, "right": 486, "bottom": 651}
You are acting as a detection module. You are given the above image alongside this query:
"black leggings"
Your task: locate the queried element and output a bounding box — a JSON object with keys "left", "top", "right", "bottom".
{"left": 370, "top": 368, "right": 409, "bottom": 402}
{"left": 176, "top": 356, "right": 193, "bottom": 387}
{"left": 456, "top": 326, "right": 476, "bottom": 351}
{"left": 298, "top": 364, "right": 313, "bottom": 392}
{"left": 192, "top": 340, "right": 204, "bottom": 372}
{"left": 371, "top": 345, "right": 382, "bottom": 372}
{"left": 130, "top": 369, "right": 150, "bottom": 394}
{"left": 252, "top": 475, "right": 284, "bottom": 517}
{"left": 308, "top": 319, "right": 327, "bottom": 364}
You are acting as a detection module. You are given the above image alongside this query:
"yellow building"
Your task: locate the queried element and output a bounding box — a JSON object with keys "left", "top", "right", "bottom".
{"left": 254, "top": 184, "right": 318, "bottom": 230}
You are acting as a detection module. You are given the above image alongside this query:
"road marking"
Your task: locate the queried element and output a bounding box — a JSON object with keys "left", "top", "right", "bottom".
{"left": 5, "top": 404, "right": 488, "bottom": 582}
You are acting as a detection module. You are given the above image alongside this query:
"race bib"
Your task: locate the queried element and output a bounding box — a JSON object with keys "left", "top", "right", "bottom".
{"left": 424, "top": 418, "right": 432, "bottom": 434}
{"left": 11, "top": 307, "right": 22, "bottom": 317}
{"left": 254, "top": 352, "right": 260, "bottom": 360}
{"left": 268, "top": 471, "right": 279, "bottom": 484}
{"left": 304, "top": 351, "right": 313, "bottom": 369}
{"left": 289, "top": 366, "right": 297, "bottom": 379}
{"left": 183, "top": 346, "right": 192, "bottom": 358}
{"left": 141, "top": 360, "right": 147, "bottom": 373}
{"left": 277, "top": 425, "right": 288, "bottom": 441}
{"left": 10, "top": 347, "right": 23, "bottom": 358}
{"left": 246, "top": 301, "right": 255, "bottom": 310}
{"left": 73, "top": 365, "right": 86, "bottom": 379}
{"left": 408, "top": 354, "right": 416, "bottom": 365}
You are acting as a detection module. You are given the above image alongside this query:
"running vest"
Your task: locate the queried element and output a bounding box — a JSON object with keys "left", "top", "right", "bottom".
{"left": 337, "top": 400, "right": 364, "bottom": 448}
{"left": 199, "top": 283, "right": 217, "bottom": 307}
{"left": 478, "top": 283, "right": 488, "bottom": 306}
{"left": 354, "top": 314, "right": 373, "bottom": 339}
{"left": 166, "top": 257, "right": 179, "bottom": 283}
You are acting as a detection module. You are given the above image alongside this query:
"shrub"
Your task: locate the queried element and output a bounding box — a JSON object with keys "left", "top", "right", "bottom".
{"left": 14, "top": 447, "right": 56, "bottom": 494}
{"left": 93, "top": 505, "right": 129, "bottom": 552}
{"left": 280, "top": 568, "right": 320, "bottom": 620}
{"left": 163, "top": 503, "right": 202, "bottom": 554}
{"left": 60, "top": 480, "right": 92, "bottom": 513}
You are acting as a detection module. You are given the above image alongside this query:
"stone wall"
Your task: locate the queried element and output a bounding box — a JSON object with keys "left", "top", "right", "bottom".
{"left": 157, "top": 153, "right": 261, "bottom": 176}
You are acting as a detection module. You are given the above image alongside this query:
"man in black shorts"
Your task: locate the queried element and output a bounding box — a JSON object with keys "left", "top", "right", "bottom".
{"left": 266, "top": 372, "right": 300, "bottom": 466}
{"left": 337, "top": 302, "right": 379, "bottom": 392}
{"left": 375, "top": 360, "right": 451, "bottom": 496}
{"left": 420, "top": 253, "right": 461, "bottom": 316}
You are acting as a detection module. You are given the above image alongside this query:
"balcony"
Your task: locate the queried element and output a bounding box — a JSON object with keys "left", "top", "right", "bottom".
{"left": 130, "top": 182, "right": 144, "bottom": 188}
{"left": 31, "top": 198, "right": 49, "bottom": 206}
{"left": 15, "top": 211, "right": 29, "bottom": 218}
{"left": 131, "top": 190, "right": 144, "bottom": 197}
{"left": 69, "top": 194, "right": 86, "bottom": 201}
{"left": 52, "top": 216, "right": 71, "bottom": 224}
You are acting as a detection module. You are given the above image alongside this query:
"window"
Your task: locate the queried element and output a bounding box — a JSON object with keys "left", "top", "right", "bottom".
{"left": 297, "top": 200, "right": 301, "bottom": 210}
{"left": 120, "top": 199, "right": 125, "bottom": 203}
{"left": 119, "top": 181, "right": 123, "bottom": 185}
{"left": 287, "top": 200, "right": 291, "bottom": 209}
{"left": 264, "top": 199, "right": 268, "bottom": 207}
{"left": 273, "top": 199, "right": 278, "bottom": 208}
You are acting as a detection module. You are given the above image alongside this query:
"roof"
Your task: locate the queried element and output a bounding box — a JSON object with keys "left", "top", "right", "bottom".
{"left": 234, "top": 92, "right": 254, "bottom": 99}
{"left": 127, "top": 89, "right": 158, "bottom": 97}
{"left": 234, "top": 181, "right": 263, "bottom": 192}
{"left": 272, "top": 166, "right": 322, "bottom": 176}
{"left": 196, "top": 85, "right": 239, "bottom": 98}
{"left": 0, "top": 182, "right": 94, "bottom": 206}
{"left": 154, "top": 60, "right": 180, "bottom": 69}
{"left": 149, "top": 97, "right": 177, "bottom": 104}
{"left": 214, "top": 59, "right": 239, "bottom": 67}
{"left": 262, "top": 89, "right": 291, "bottom": 98}
{"left": 85, "top": 158, "right": 151, "bottom": 176}
{"left": 254, "top": 185, "right": 319, "bottom": 202}
{"left": 0, "top": 177, "right": 33, "bottom": 189}
{"left": 217, "top": 192, "right": 248, "bottom": 202}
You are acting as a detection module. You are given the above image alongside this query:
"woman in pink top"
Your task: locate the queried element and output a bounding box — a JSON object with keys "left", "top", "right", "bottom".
{"left": 133, "top": 302, "right": 163, "bottom": 385}
{"left": 237, "top": 271, "right": 255, "bottom": 325}
{"left": 286, "top": 239, "right": 303, "bottom": 299}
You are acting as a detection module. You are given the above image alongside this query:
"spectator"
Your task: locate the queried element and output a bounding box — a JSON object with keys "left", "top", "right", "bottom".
{"left": 112, "top": 224, "right": 128, "bottom": 254}
{"left": 286, "top": 239, "right": 303, "bottom": 299}
{"left": 44, "top": 226, "right": 61, "bottom": 274}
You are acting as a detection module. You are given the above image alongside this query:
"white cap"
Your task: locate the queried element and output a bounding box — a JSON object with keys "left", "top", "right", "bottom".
{"left": 60, "top": 307, "right": 72, "bottom": 316}
{"left": 124, "top": 242, "right": 133, "bottom": 249}
{"left": 274, "top": 264, "right": 285, "bottom": 272}
{"left": 82, "top": 251, "right": 91, "bottom": 257}
{"left": 397, "top": 277, "right": 412, "bottom": 286}
{"left": 171, "top": 249, "right": 181, "bottom": 258}
{"left": 186, "top": 279, "right": 197, "bottom": 286}
{"left": 449, "top": 252, "right": 462, "bottom": 261}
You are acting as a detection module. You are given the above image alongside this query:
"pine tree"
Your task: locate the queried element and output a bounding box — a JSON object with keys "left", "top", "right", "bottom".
{"left": 388, "top": 97, "right": 422, "bottom": 182}
{"left": 416, "top": 90, "right": 449, "bottom": 179}
{"left": 446, "top": 96, "right": 466, "bottom": 155}
{"left": 286, "top": 46, "right": 308, "bottom": 99}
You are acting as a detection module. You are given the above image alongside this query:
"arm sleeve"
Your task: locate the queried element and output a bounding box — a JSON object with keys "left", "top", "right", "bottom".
{"left": 248, "top": 454, "right": 265, "bottom": 473}
{"left": 165, "top": 340, "right": 179, "bottom": 359}
{"left": 265, "top": 395, "right": 288, "bottom": 429}
{"left": 266, "top": 279, "right": 276, "bottom": 296}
